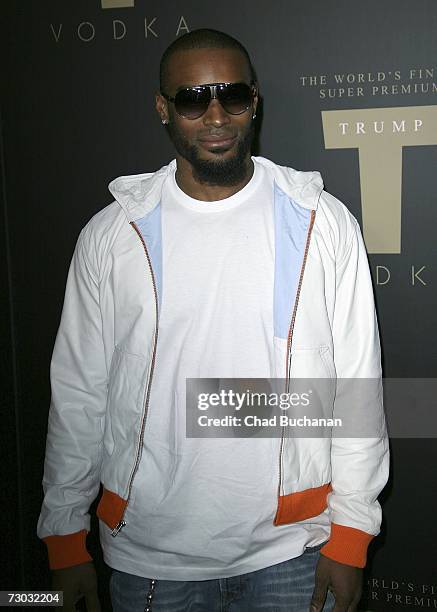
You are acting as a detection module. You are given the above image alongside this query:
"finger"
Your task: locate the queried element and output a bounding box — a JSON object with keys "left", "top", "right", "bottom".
{"left": 332, "top": 598, "right": 351, "bottom": 612}
{"left": 310, "top": 582, "right": 328, "bottom": 611}
{"left": 343, "top": 588, "right": 362, "bottom": 612}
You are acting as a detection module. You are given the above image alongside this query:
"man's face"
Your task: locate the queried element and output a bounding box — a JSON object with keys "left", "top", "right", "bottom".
{"left": 156, "top": 47, "right": 258, "bottom": 186}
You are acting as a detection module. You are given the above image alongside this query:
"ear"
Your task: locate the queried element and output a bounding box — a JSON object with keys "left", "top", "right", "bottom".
{"left": 155, "top": 92, "right": 169, "bottom": 124}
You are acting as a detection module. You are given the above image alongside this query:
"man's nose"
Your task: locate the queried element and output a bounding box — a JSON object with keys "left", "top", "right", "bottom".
{"left": 202, "top": 98, "right": 231, "bottom": 127}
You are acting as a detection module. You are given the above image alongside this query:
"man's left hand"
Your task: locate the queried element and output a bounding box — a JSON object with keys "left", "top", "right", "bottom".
{"left": 309, "top": 554, "right": 363, "bottom": 612}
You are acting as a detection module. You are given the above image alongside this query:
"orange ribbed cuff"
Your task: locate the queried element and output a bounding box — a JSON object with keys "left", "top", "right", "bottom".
{"left": 274, "top": 483, "right": 332, "bottom": 525}
{"left": 96, "top": 487, "right": 128, "bottom": 530}
{"left": 320, "top": 523, "right": 375, "bottom": 568}
{"left": 43, "top": 529, "right": 92, "bottom": 570}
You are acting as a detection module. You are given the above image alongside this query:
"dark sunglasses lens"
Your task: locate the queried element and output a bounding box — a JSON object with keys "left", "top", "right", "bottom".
{"left": 218, "top": 83, "right": 253, "bottom": 115}
{"left": 174, "top": 87, "right": 210, "bottom": 119}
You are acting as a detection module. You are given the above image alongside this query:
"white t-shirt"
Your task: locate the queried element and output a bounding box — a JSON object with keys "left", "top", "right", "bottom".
{"left": 101, "top": 159, "right": 329, "bottom": 580}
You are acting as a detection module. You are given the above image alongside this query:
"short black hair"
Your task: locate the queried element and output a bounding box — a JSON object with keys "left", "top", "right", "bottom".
{"left": 159, "top": 28, "right": 256, "bottom": 93}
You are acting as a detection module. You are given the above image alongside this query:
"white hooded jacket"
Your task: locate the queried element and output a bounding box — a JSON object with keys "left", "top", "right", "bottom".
{"left": 37, "top": 157, "right": 389, "bottom": 570}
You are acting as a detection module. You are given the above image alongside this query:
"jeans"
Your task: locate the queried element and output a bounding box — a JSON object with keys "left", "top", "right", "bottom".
{"left": 109, "top": 543, "right": 336, "bottom": 611}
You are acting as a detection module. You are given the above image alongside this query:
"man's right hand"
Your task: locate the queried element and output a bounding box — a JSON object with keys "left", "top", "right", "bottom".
{"left": 51, "top": 561, "right": 101, "bottom": 612}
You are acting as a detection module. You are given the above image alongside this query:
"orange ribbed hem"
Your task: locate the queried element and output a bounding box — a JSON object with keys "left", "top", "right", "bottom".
{"left": 96, "top": 486, "right": 128, "bottom": 530}
{"left": 321, "top": 523, "right": 375, "bottom": 568}
{"left": 43, "top": 529, "right": 92, "bottom": 570}
{"left": 274, "top": 483, "right": 332, "bottom": 525}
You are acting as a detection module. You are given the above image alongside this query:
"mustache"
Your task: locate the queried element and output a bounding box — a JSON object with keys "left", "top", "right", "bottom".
{"left": 196, "top": 129, "right": 238, "bottom": 139}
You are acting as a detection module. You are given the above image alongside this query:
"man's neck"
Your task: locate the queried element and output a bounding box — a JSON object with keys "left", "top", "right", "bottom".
{"left": 174, "top": 156, "right": 254, "bottom": 202}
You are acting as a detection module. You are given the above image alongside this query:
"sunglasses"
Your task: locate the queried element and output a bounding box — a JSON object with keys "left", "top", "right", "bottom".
{"left": 161, "top": 81, "right": 257, "bottom": 120}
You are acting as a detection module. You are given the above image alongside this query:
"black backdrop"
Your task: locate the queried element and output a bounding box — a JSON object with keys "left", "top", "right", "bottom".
{"left": 2, "top": 1, "right": 437, "bottom": 610}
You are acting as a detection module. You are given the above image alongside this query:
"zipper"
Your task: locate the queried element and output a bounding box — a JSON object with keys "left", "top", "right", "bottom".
{"left": 111, "top": 519, "right": 126, "bottom": 537}
{"left": 111, "top": 220, "right": 160, "bottom": 537}
{"left": 277, "top": 209, "right": 316, "bottom": 500}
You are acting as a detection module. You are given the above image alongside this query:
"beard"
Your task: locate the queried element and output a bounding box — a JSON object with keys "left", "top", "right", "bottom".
{"left": 166, "top": 120, "right": 255, "bottom": 187}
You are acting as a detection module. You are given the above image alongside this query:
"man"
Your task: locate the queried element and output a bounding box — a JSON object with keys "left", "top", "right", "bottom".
{"left": 37, "top": 29, "right": 389, "bottom": 612}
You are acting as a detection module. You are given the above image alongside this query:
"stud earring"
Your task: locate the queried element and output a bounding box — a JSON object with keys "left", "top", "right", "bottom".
{"left": 161, "top": 119, "right": 168, "bottom": 125}
{"left": 252, "top": 113, "right": 257, "bottom": 120}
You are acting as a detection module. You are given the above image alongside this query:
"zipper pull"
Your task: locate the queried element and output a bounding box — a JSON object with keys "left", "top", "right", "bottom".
{"left": 111, "top": 520, "right": 126, "bottom": 537}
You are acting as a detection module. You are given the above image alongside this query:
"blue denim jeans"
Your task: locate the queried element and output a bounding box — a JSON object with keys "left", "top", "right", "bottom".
{"left": 109, "top": 543, "right": 336, "bottom": 611}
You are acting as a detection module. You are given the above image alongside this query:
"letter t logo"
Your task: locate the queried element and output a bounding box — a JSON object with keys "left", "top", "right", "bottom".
{"left": 101, "top": 0, "right": 134, "bottom": 8}
{"left": 322, "top": 106, "right": 437, "bottom": 253}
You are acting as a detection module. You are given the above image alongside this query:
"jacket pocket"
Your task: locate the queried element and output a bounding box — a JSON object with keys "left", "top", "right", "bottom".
{"left": 273, "top": 337, "right": 336, "bottom": 380}
{"left": 290, "top": 345, "right": 335, "bottom": 379}
{"left": 319, "top": 346, "right": 336, "bottom": 378}
{"left": 101, "top": 346, "right": 150, "bottom": 495}
{"left": 102, "top": 350, "right": 118, "bottom": 457}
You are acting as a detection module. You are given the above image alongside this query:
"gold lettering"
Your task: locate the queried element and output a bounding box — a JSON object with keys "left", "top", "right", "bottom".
{"left": 113, "top": 20, "right": 126, "bottom": 40}
{"left": 176, "top": 16, "right": 190, "bottom": 36}
{"left": 411, "top": 266, "right": 426, "bottom": 286}
{"left": 322, "top": 106, "right": 437, "bottom": 253}
{"left": 77, "top": 22, "right": 95, "bottom": 42}
{"left": 144, "top": 17, "right": 158, "bottom": 38}
{"left": 50, "top": 24, "right": 62, "bottom": 43}
{"left": 376, "top": 266, "right": 390, "bottom": 285}
{"left": 101, "top": 0, "right": 134, "bottom": 8}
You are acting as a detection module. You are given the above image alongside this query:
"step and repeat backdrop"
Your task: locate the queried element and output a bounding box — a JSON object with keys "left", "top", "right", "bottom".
{"left": 3, "top": 1, "right": 436, "bottom": 609}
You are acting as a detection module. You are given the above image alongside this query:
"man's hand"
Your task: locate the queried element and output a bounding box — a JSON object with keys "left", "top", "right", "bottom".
{"left": 51, "top": 561, "right": 101, "bottom": 612}
{"left": 310, "top": 554, "right": 363, "bottom": 612}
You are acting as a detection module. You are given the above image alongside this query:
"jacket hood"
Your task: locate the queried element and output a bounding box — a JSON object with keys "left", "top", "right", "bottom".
{"left": 108, "top": 156, "right": 324, "bottom": 221}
